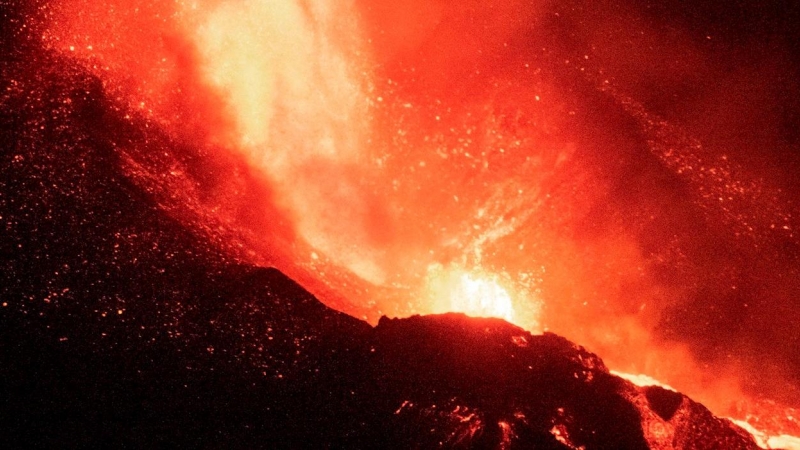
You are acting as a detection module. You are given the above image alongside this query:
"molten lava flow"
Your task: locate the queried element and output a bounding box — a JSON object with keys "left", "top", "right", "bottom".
{"left": 616, "top": 370, "right": 800, "bottom": 450}
{"left": 611, "top": 371, "right": 677, "bottom": 392}
{"left": 733, "top": 419, "right": 800, "bottom": 450}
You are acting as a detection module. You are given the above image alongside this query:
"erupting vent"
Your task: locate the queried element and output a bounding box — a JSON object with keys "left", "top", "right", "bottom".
{"left": 426, "top": 265, "right": 517, "bottom": 323}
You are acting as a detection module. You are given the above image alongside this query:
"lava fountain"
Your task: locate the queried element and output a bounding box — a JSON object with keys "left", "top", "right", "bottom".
{"left": 40, "top": 0, "right": 800, "bottom": 446}
{"left": 425, "top": 264, "right": 520, "bottom": 326}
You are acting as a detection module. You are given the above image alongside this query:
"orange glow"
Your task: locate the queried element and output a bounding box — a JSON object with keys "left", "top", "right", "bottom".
{"left": 616, "top": 370, "right": 800, "bottom": 450}
{"left": 42, "top": 0, "right": 800, "bottom": 442}
{"left": 550, "top": 424, "right": 579, "bottom": 449}
{"left": 610, "top": 370, "right": 677, "bottom": 392}
{"left": 732, "top": 419, "right": 800, "bottom": 450}
{"left": 193, "top": 0, "right": 389, "bottom": 285}
{"left": 425, "top": 264, "right": 517, "bottom": 324}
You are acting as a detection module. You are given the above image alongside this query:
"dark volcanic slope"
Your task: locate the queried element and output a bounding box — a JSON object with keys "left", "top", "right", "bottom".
{"left": 369, "top": 315, "right": 758, "bottom": 449}
{"left": 1, "top": 21, "right": 760, "bottom": 450}
{"left": 0, "top": 45, "right": 372, "bottom": 447}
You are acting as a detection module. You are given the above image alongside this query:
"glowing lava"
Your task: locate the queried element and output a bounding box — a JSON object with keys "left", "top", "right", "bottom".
{"left": 614, "top": 370, "right": 800, "bottom": 450}
{"left": 733, "top": 420, "right": 800, "bottom": 450}
{"left": 426, "top": 265, "right": 516, "bottom": 323}
{"left": 611, "top": 370, "right": 677, "bottom": 392}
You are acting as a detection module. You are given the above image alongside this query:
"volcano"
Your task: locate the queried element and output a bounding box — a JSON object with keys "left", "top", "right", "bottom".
{"left": 3, "top": 0, "right": 800, "bottom": 448}
{"left": 0, "top": 30, "right": 775, "bottom": 450}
